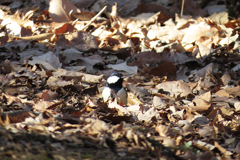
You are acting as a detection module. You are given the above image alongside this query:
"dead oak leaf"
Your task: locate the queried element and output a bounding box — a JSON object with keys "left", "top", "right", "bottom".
{"left": 33, "top": 101, "right": 62, "bottom": 112}
{"left": 69, "top": 31, "right": 98, "bottom": 52}
{"left": 155, "top": 81, "right": 192, "bottom": 98}
{"left": 191, "top": 91, "right": 212, "bottom": 113}
{"left": 49, "top": 0, "right": 80, "bottom": 22}
{"left": 155, "top": 124, "right": 175, "bottom": 138}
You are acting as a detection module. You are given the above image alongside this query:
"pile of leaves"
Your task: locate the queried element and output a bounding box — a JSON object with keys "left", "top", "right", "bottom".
{"left": 1, "top": 0, "right": 240, "bottom": 159}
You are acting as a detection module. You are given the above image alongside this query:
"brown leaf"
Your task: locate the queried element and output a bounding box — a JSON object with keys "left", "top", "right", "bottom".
{"left": 235, "top": 142, "right": 240, "bottom": 154}
{"left": 38, "top": 90, "right": 58, "bottom": 101}
{"left": 126, "top": 84, "right": 150, "bottom": 102}
{"left": 152, "top": 96, "right": 167, "bottom": 109}
{"left": 83, "top": 119, "right": 110, "bottom": 134}
{"left": 69, "top": 31, "right": 98, "bottom": 52}
{"left": 208, "top": 12, "right": 228, "bottom": 25}
{"left": 52, "top": 68, "right": 103, "bottom": 83}
{"left": 214, "top": 90, "right": 230, "bottom": 97}
{"left": 55, "top": 23, "right": 75, "bottom": 34}
{"left": 149, "top": 62, "right": 177, "bottom": 80}
{"left": 145, "top": 11, "right": 172, "bottom": 26}
{"left": 5, "top": 114, "right": 10, "bottom": 125}
{"left": 137, "top": 107, "right": 159, "bottom": 121}
{"left": 156, "top": 81, "right": 192, "bottom": 98}
{"left": 3, "top": 93, "right": 22, "bottom": 105}
{"left": 184, "top": 108, "right": 195, "bottom": 122}
{"left": 71, "top": 11, "right": 95, "bottom": 21}
{"left": 0, "top": 116, "right": 4, "bottom": 126}
{"left": 21, "top": 26, "right": 33, "bottom": 37}
{"left": 206, "top": 106, "right": 220, "bottom": 120}
{"left": 155, "top": 124, "right": 175, "bottom": 138}
{"left": 110, "top": 2, "right": 118, "bottom": 23}
{"left": 127, "top": 51, "right": 164, "bottom": 68}
{"left": 47, "top": 76, "right": 73, "bottom": 88}
{"left": 8, "top": 112, "right": 30, "bottom": 123}
{"left": 225, "top": 19, "right": 240, "bottom": 29}
{"left": 108, "top": 101, "right": 130, "bottom": 116}
{"left": 99, "top": 113, "right": 132, "bottom": 124}
{"left": 198, "top": 125, "right": 215, "bottom": 138}
{"left": 154, "top": 136, "right": 176, "bottom": 147}
{"left": 214, "top": 141, "right": 232, "bottom": 157}
{"left": 0, "top": 61, "right": 13, "bottom": 74}
{"left": 82, "top": 84, "right": 99, "bottom": 96}
{"left": 0, "top": 33, "right": 9, "bottom": 46}
{"left": 191, "top": 91, "right": 212, "bottom": 112}
{"left": 49, "top": 0, "right": 80, "bottom": 22}
{"left": 33, "top": 101, "right": 54, "bottom": 112}
{"left": 225, "top": 86, "right": 240, "bottom": 97}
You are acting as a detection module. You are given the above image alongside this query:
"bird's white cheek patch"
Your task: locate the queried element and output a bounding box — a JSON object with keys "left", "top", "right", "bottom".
{"left": 107, "top": 76, "right": 120, "bottom": 84}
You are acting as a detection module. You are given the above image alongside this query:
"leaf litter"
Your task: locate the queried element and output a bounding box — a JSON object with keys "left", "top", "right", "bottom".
{"left": 1, "top": 0, "right": 240, "bottom": 159}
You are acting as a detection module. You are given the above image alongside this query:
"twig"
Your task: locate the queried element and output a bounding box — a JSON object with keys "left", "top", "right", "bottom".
{"left": 181, "top": 0, "right": 185, "bottom": 18}
{"left": 98, "top": 2, "right": 111, "bottom": 19}
{"left": 80, "top": 6, "right": 107, "bottom": 31}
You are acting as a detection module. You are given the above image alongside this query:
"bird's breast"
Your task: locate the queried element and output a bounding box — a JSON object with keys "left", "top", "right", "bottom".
{"left": 116, "top": 87, "right": 128, "bottom": 105}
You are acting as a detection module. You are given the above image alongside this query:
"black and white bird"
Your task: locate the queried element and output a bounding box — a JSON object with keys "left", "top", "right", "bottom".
{"left": 102, "top": 72, "right": 128, "bottom": 105}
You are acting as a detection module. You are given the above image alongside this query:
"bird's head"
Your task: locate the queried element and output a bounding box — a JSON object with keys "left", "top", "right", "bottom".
{"left": 106, "top": 72, "right": 124, "bottom": 88}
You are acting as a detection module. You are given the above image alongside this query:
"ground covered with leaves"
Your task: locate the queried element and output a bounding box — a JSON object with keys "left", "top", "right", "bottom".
{"left": 1, "top": 0, "right": 240, "bottom": 159}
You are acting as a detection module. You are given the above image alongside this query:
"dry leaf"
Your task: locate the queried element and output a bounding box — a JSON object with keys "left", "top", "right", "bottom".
{"left": 156, "top": 81, "right": 192, "bottom": 97}
{"left": 191, "top": 91, "right": 211, "bottom": 112}
{"left": 49, "top": 0, "right": 80, "bottom": 22}
{"left": 155, "top": 124, "right": 175, "bottom": 138}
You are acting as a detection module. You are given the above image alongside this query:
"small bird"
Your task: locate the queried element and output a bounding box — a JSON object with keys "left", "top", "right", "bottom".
{"left": 102, "top": 72, "right": 127, "bottom": 105}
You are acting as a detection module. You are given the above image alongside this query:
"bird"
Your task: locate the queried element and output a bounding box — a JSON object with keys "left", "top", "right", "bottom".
{"left": 102, "top": 72, "right": 127, "bottom": 105}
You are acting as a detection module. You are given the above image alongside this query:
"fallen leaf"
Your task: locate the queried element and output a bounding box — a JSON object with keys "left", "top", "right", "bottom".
{"left": 155, "top": 81, "right": 192, "bottom": 97}
{"left": 27, "top": 51, "right": 62, "bottom": 71}
{"left": 49, "top": 0, "right": 80, "bottom": 22}
{"left": 155, "top": 124, "right": 175, "bottom": 138}
{"left": 191, "top": 91, "right": 211, "bottom": 112}
{"left": 107, "top": 62, "right": 138, "bottom": 75}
